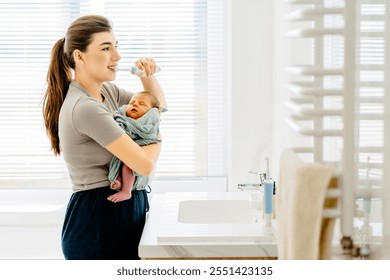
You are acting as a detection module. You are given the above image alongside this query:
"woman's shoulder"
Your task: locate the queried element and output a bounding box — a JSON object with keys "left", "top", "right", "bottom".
{"left": 102, "top": 81, "right": 119, "bottom": 94}
{"left": 102, "top": 82, "right": 133, "bottom": 105}
{"left": 102, "top": 82, "right": 127, "bottom": 99}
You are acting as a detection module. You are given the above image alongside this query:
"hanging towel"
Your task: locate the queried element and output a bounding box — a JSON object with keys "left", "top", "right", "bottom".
{"left": 319, "top": 177, "right": 339, "bottom": 259}
{"left": 276, "top": 149, "right": 334, "bottom": 259}
{"left": 108, "top": 106, "right": 161, "bottom": 191}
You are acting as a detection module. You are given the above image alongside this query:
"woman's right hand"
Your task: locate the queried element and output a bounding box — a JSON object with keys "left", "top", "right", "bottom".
{"left": 105, "top": 134, "right": 161, "bottom": 176}
{"left": 133, "top": 57, "right": 158, "bottom": 78}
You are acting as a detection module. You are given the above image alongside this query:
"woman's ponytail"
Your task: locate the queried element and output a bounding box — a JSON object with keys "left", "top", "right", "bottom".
{"left": 42, "top": 38, "right": 72, "bottom": 156}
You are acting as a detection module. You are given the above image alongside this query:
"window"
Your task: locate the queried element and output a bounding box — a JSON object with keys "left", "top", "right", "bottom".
{"left": 0, "top": 0, "right": 227, "bottom": 188}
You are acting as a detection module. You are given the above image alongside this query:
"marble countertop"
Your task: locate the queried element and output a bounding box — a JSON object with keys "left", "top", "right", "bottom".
{"left": 138, "top": 192, "right": 278, "bottom": 259}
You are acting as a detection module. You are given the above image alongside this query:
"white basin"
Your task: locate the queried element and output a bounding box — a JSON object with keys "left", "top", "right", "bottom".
{"left": 178, "top": 199, "right": 254, "bottom": 224}
{"left": 157, "top": 192, "right": 267, "bottom": 242}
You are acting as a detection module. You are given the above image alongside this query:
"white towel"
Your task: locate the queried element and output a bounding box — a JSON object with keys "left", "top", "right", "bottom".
{"left": 276, "top": 149, "right": 334, "bottom": 259}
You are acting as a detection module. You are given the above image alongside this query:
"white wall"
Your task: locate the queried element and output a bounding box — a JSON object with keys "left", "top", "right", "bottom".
{"left": 229, "top": 0, "right": 276, "bottom": 190}
{"left": 271, "top": 1, "right": 296, "bottom": 173}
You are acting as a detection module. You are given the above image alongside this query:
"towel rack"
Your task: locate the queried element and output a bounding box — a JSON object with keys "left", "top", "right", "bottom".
{"left": 284, "top": 0, "right": 352, "bottom": 227}
{"left": 284, "top": 0, "right": 389, "bottom": 258}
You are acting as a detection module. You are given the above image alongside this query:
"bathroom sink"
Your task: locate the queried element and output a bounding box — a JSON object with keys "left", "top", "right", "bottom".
{"left": 157, "top": 192, "right": 267, "bottom": 242}
{"left": 177, "top": 199, "right": 254, "bottom": 224}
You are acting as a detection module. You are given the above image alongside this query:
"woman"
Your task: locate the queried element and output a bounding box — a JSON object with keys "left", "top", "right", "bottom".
{"left": 42, "top": 15, "right": 166, "bottom": 260}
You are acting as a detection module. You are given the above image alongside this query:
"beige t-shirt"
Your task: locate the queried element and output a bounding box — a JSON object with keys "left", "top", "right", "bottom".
{"left": 59, "top": 81, "right": 133, "bottom": 192}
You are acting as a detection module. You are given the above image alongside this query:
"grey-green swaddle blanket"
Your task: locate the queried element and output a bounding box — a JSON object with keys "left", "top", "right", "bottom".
{"left": 108, "top": 106, "right": 161, "bottom": 191}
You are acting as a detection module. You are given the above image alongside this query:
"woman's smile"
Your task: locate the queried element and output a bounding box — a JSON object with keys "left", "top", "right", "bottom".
{"left": 108, "top": 65, "right": 118, "bottom": 72}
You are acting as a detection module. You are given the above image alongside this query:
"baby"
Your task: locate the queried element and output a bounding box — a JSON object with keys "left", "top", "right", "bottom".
{"left": 107, "top": 91, "right": 161, "bottom": 203}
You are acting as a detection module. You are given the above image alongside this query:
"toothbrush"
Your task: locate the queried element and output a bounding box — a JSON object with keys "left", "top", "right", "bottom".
{"left": 360, "top": 156, "right": 372, "bottom": 258}
{"left": 363, "top": 156, "right": 372, "bottom": 220}
{"left": 265, "top": 157, "right": 270, "bottom": 180}
{"left": 116, "top": 66, "right": 161, "bottom": 74}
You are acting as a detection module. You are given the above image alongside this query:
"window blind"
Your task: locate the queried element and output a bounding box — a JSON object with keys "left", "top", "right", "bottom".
{"left": 0, "top": 0, "right": 227, "bottom": 188}
{"left": 104, "top": 0, "right": 227, "bottom": 177}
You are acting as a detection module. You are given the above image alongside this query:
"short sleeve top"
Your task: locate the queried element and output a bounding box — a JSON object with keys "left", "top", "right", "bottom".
{"left": 59, "top": 81, "right": 133, "bottom": 192}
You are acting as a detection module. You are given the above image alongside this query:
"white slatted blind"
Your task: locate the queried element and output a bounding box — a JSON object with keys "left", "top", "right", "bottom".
{"left": 105, "top": 0, "right": 227, "bottom": 177}
{"left": 0, "top": 0, "right": 89, "bottom": 187}
{"left": 0, "top": 0, "right": 227, "bottom": 188}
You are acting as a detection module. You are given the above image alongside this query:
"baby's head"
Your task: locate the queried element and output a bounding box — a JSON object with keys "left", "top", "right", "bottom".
{"left": 126, "top": 91, "right": 160, "bottom": 119}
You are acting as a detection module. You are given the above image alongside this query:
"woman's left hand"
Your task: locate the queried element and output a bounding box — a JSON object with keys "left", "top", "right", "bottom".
{"left": 134, "top": 57, "right": 158, "bottom": 78}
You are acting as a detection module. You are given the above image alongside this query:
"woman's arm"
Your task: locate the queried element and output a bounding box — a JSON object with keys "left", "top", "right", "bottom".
{"left": 140, "top": 75, "right": 167, "bottom": 111}
{"left": 106, "top": 58, "right": 165, "bottom": 175}
{"left": 105, "top": 134, "right": 161, "bottom": 176}
{"left": 135, "top": 58, "right": 167, "bottom": 111}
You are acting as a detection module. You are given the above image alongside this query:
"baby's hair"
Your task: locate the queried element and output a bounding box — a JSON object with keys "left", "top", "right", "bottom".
{"left": 136, "top": 91, "right": 160, "bottom": 109}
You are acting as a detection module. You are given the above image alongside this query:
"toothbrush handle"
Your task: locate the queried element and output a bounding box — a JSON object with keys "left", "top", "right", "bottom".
{"left": 117, "top": 66, "right": 161, "bottom": 74}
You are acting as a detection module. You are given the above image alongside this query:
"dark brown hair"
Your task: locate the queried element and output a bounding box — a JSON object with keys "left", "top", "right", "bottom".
{"left": 42, "top": 15, "right": 112, "bottom": 155}
{"left": 137, "top": 90, "right": 161, "bottom": 109}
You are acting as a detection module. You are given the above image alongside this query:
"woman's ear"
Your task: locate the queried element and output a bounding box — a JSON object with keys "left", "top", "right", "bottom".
{"left": 73, "top": 50, "right": 84, "bottom": 63}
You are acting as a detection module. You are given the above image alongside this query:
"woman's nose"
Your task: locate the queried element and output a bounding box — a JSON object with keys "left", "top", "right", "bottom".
{"left": 113, "top": 49, "right": 121, "bottom": 61}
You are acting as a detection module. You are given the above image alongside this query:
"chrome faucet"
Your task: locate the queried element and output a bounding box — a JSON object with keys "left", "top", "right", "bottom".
{"left": 249, "top": 170, "right": 267, "bottom": 185}
{"left": 237, "top": 168, "right": 267, "bottom": 191}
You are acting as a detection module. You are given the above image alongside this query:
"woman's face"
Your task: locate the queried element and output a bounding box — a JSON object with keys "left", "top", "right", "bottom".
{"left": 79, "top": 31, "right": 121, "bottom": 83}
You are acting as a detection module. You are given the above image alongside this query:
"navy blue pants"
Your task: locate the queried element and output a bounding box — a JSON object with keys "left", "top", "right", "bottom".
{"left": 61, "top": 187, "right": 149, "bottom": 260}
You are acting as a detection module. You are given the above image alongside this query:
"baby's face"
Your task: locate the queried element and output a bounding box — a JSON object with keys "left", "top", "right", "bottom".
{"left": 126, "top": 94, "right": 153, "bottom": 119}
